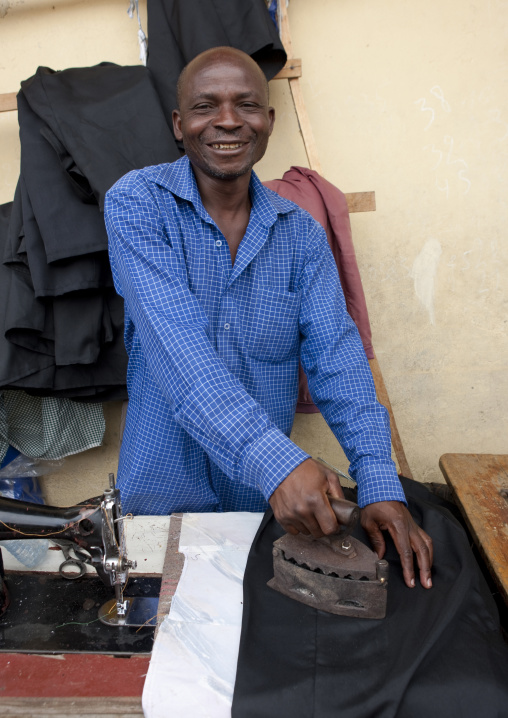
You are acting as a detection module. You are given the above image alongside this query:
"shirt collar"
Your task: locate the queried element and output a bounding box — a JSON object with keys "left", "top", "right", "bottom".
{"left": 150, "top": 155, "right": 297, "bottom": 228}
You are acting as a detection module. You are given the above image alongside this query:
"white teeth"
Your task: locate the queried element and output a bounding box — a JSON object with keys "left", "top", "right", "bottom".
{"left": 212, "top": 143, "right": 242, "bottom": 149}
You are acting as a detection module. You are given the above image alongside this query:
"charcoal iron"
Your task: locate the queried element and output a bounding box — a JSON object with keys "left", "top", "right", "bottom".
{"left": 268, "top": 498, "right": 389, "bottom": 619}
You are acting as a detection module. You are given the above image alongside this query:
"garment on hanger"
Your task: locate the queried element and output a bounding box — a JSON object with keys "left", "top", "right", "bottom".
{"left": 0, "top": 390, "right": 105, "bottom": 462}
{"left": 146, "top": 0, "right": 287, "bottom": 131}
{"left": 232, "top": 477, "right": 508, "bottom": 718}
{"left": 1, "top": 63, "right": 177, "bottom": 400}
{"left": 264, "top": 168, "right": 374, "bottom": 413}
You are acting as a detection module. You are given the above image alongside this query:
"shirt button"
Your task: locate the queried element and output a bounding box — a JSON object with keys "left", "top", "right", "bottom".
{"left": 215, "top": 240, "right": 222, "bottom": 247}
{"left": 224, "top": 323, "right": 230, "bottom": 330}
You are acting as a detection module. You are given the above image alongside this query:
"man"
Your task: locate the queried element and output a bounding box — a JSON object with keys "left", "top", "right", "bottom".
{"left": 105, "top": 47, "right": 432, "bottom": 590}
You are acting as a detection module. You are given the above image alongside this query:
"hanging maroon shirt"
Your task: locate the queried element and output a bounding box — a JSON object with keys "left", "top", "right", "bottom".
{"left": 264, "top": 167, "right": 374, "bottom": 413}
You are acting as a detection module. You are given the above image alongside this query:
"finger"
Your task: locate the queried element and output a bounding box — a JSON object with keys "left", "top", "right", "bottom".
{"left": 269, "top": 496, "right": 312, "bottom": 536}
{"left": 411, "top": 528, "right": 433, "bottom": 589}
{"left": 276, "top": 517, "right": 310, "bottom": 535}
{"left": 325, "top": 471, "right": 345, "bottom": 500}
{"left": 311, "top": 498, "right": 339, "bottom": 537}
{"left": 387, "top": 523, "right": 416, "bottom": 588}
{"left": 280, "top": 498, "right": 337, "bottom": 538}
{"left": 362, "top": 518, "right": 386, "bottom": 559}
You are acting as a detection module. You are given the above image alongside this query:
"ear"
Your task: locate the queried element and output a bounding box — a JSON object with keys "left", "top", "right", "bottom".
{"left": 267, "top": 107, "right": 275, "bottom": 137}
{"left": 173, "top": 109, "right": 183, "bottom": 141}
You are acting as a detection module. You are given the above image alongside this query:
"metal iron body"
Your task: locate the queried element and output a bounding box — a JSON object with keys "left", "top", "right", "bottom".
{"left": 268, "top": 498, "right": 389, "bottom": 619}
{"left": 0, "top": 474, "right": 137, "bottom": 623}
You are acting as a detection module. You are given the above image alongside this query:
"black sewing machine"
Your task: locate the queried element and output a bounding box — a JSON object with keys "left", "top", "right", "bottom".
{"left": 0, "top": 474, "right": 158, "bottom": 634}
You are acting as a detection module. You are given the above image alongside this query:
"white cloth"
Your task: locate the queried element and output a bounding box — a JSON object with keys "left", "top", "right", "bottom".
{"left": 142, "top": 512, "right": 264, "bottom": 718}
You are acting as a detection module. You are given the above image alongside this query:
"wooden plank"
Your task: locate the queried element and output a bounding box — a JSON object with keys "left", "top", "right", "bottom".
{"left": 272, "top": 58, "right": 302, "bottom": 80}
{"left": 278, "top": 0, "right": 294, "bottom": 57}
{"left": 369, "top": 354, "right": 413, "bottom": 479}
{"left": 0, "top": 92, "right": 17, "bottom": 113}
{"left": 0, "top": 653, "right": 150, "bottom": 699}
{"left": 0, "top": 696, "right": 143, "bottom": 716}
{"left": 345, "top": 191, "right": 376, "bottom": 214}
{"left": 439, "top": 453, "right": 508, "bottom": 605}
{"left": 155, "top": 513, "right": 184, "bottom": 635}
{"left": 287, "top": 77, "right": 323, "bottom": 174}
{"left": 277, "top": 0, "right": 323, "bottom": 174}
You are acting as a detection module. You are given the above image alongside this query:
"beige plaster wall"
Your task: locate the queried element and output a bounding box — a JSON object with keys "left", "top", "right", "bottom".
{"left": 1, "top": 0, "right": 506, "bottom": 502}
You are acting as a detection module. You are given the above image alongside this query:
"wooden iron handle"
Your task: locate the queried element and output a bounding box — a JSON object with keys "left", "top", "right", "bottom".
{"left": 329, "top": 498, "right": 360, "bottom": 539}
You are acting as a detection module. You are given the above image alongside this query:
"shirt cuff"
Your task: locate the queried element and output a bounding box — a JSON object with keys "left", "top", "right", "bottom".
{"left": 241, "top": 429, "right": 310, "bottom": 501}
{"left": 355, "top": 461, "right": 407, "bottom": 508}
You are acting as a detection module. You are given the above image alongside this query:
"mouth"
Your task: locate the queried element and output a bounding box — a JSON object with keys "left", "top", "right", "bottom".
{"left": 208, "top": 142, "right": 246, "bottom": 151}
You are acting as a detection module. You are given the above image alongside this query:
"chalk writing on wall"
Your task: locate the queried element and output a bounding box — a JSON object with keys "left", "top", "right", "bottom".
{"left": 415, "top": 86, "right": 471, "bottom": 196}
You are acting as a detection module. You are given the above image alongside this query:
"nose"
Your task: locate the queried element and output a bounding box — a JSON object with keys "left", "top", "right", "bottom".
{"left": 213, "top": 103, "right": 243, "bottom": 131}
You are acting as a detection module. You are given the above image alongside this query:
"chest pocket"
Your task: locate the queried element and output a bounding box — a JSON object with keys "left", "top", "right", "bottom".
{"left": 240, "top": 287, "right": 301, "bottom": 363}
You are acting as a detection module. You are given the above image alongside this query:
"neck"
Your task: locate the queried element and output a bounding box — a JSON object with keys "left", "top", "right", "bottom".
{"left": 191, "top": 165, "right": 253, "bottom": 265}
{"left": 192, "top": 167, "right": 252, "bottom": 218}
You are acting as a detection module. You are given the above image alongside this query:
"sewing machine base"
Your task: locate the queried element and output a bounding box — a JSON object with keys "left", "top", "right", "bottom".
{"left": 0, "top": 572, "right": 160, "bottom": 654}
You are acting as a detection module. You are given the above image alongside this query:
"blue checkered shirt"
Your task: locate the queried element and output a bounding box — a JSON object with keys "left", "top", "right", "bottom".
{"left": 105, "top": 156, "right": 405, "bottom": 515}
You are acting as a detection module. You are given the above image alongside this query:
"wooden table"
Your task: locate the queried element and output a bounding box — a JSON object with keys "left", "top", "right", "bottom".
{"left": 439, "top": 453, "right": 508, "bottom": 606}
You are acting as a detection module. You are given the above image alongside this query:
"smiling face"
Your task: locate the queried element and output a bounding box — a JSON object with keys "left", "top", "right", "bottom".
{"left": 172, "top": 48, "right": 275, "bottom": 183}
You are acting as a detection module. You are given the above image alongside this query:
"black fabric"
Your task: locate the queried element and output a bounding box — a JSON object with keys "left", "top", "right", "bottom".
{"left": 20, "top": 64, "right": 180, "bottom": 212}
{"left": 147, "top": 0, "right": 287, "bottom": 131}
{"left": 2, "top": 5, "right": 284, "bottom": 399}
{"left": 1, "top": 63, "right": 177, "bottom": 400}
{"left": 0, "top": 201, "right": 129, "bottom": 401}
{"left": 232, "top": 478, "right": 508, "bottom": 718}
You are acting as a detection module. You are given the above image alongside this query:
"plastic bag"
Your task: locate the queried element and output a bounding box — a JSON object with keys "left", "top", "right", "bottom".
{"left": 0, "top": 448, "right": 58, "bottom": 567}
{"left": 0, "top": 453, "right": 64, "bottom": 481}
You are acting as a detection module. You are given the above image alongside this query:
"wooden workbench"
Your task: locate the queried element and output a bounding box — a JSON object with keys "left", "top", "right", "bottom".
{"left": 439, "top": 453, "right": 508, "bottom": 606}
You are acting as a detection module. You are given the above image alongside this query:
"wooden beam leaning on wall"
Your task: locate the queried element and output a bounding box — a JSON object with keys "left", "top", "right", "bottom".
{"left": 277, "top": 0, "right": 322, "bottom": 175}
{"left": 276, "top": 0, "right": 412, "bottom": 478}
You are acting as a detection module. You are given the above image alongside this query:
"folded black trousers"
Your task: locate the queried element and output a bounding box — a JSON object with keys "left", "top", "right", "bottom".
{"left": 1, "top": 64, "right": 177, "bottom": 399}
{"left": 233, "top": 478, "right": 508, "bottom": 718}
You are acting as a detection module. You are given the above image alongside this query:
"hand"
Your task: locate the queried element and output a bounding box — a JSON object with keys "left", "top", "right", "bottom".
{"left": 361, "top": 501, "right": 433, "bottom": 589}
{"left": 269, "top": 458, "right": 345, "bottom": 538}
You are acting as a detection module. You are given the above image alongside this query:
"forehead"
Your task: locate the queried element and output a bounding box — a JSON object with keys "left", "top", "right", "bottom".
{"left": 181, "top": 58, "right": 267, "bottom": 103}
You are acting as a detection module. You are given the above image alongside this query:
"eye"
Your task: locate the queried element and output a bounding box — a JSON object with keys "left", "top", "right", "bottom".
{"left": 238, "top": 104, "right": 262, "bottom": 114}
